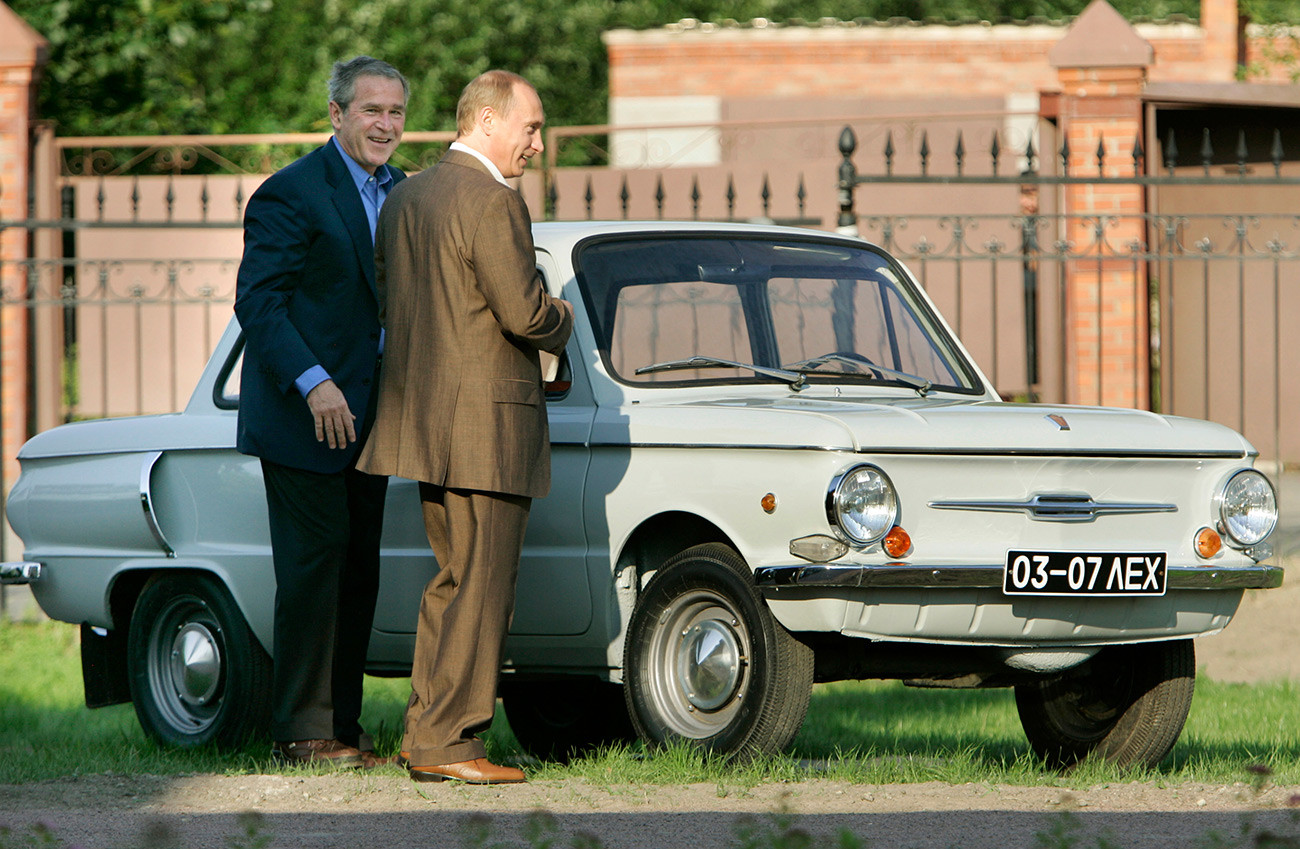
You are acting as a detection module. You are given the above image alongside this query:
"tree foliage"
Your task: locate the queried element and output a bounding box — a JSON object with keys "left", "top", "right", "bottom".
{"left": 9, "top": 0, "right": 1296, "bottom": 138}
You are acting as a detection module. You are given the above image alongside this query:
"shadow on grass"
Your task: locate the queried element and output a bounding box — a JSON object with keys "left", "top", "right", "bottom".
{"left": 788, "top": 678, "right": 1300, "bottom": 782}
{"left": 8, "top": 803, "right": 1300, "bottom": 849}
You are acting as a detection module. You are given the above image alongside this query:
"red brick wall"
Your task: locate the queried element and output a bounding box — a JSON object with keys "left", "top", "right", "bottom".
{"left": 605, "top": 19, "right": 1259, "bottom": 104}
{"left": 606, "top": 0, "right": 1292, "bottom": 102}
{"left": 0, "top": 60, "right": 36, "bottom": 507}
{"left": 1244, "top": 27, "right": 1300, "bottom": 83}
{"left": 608, "top": 26, "right": 1072, "bottom": 100}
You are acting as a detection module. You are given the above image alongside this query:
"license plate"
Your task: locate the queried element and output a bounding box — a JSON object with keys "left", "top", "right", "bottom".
{"left": 1003, "top": 551, "right": 1167, "bottom": 596}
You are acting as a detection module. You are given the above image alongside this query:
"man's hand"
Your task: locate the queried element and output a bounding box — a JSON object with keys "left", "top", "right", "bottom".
{"left": 305, "top": 379, "right": 356, "bottom": 449}
{"left": 550, "top": 299, "right": 575, "bottom": 353}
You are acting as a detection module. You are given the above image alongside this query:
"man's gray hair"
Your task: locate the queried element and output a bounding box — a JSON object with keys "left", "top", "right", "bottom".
{"left": 328, "top": 56, "right": 409, "bottom": 111}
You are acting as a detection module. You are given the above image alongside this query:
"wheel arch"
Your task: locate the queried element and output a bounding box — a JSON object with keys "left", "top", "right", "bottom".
{"left": 106, "top": 562, "right": 270, "bottom": 654}
{"left": 614, "top": 510, "right": 738, "bottom": 588}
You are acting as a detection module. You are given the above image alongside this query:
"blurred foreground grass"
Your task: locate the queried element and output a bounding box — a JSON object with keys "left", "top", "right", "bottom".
{"left": 1, "top": 619, "right": 1298, "bottom": 787}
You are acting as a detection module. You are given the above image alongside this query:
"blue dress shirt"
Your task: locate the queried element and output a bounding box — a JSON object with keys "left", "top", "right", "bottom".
{"left": 293, "top": 138, "right": 393, "bottom": 398}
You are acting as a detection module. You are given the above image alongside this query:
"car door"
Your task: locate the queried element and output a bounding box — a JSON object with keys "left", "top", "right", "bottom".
{"left": 509, "top": 250, "right": 596, "bottom": 635}
{"left": 369, "top": 251, "right": 596, "bottom": 653}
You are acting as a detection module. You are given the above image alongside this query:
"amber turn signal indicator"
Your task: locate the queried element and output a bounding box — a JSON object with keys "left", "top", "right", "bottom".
{"left": 1195, "top": 526, "right": 1222, "bottom": 559}
{"left": 761, "top": 493, "right": 777, "bottom": 514}
{"left": 883, "top": 525, "right": 912, "bottom": 558}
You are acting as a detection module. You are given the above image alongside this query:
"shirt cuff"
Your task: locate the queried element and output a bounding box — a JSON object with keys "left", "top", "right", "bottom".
{"left": 294, "top": 365, "right": 331, "bottom": 398}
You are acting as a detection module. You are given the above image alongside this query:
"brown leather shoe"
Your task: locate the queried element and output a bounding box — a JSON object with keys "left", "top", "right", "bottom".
{"left": 271, "top": 738, "right": 363, "bottom": 768}
{"left": 339, "top": 732, "right": 376, "bottom": 753}
{"left": 360, "top": 751, "right": 398, "bottom": 769}
{"left": 407, "top": 757, "right": 526, "bottom": 784}
{"left": 339, "top": 734, "right": 397, "bottom": 768}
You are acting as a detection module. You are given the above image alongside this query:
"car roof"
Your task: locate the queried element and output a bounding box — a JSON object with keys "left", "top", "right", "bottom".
{"left": 530, "top": 220, "right": 882, "bottom": 257}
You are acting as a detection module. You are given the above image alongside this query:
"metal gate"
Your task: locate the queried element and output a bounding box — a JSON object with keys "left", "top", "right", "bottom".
{"left": 835, "top": 115, "right": 1300, "bottom": 471}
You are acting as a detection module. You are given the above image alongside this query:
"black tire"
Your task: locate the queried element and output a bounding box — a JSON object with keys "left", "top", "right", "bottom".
{"left": 127, "top": 572, "right": 272, "bottom": 748}
{"left": 623, "top": 542, "right": 814, "bottom": 760}
{"left": 1015, "top": 639, "right": 1195, "bottom": 770}
{"left": 500, "top": 678, "right": 636, "bottom": 762}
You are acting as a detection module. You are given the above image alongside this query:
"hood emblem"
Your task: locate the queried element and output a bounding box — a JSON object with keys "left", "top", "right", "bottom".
{"left": 929, "top": 493, "right": 1176, "bottom": 522}
{"left": 1046, "top": 414, "right": 1070, "bottom": 431}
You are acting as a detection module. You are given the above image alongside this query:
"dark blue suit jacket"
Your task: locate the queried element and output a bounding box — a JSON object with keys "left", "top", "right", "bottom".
{"left": 234, "top": 141, "right": 406, "bottom": 474}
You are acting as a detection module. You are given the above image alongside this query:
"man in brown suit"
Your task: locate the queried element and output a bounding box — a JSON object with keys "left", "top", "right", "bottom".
{"left": 356, "top": 70, "right": 573, "bottom": 784}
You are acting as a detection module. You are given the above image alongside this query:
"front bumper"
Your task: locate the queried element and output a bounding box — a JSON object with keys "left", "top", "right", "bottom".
{"left": 0, "top": 561, "right": 42, "bottom": 585}
{"left": 754, "top": 561, "right": 1284, "bottom": 591}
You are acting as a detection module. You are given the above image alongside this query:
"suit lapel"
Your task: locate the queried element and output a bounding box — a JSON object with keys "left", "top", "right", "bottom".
{"left": 323, "top": 141, "right": 378, "bottom": 293}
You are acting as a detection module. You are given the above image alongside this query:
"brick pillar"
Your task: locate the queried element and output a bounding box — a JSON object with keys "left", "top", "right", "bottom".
{"left": 1200, "top": 0, "right": 1241, "bottom": 82}
{"left": 0, "top": 3, "right": 47, "bottom": 562}
{"left": 1049, "top": 0, "right": 1152, "bottom": 408}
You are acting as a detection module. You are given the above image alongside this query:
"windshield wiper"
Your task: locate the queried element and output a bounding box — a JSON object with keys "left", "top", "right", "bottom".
{"left": 784, "top": 352, "right": 933, "bottom": 396}
{"left": 636, "top": 356, "right": 806, "bottom": 389}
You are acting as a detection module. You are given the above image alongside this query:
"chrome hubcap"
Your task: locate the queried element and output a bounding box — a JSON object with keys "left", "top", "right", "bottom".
{"left": 677, "top": 619, "right": 742, "bottom": 711}
{"left": 170, "top": 622, "right": 221, "bottom": 706}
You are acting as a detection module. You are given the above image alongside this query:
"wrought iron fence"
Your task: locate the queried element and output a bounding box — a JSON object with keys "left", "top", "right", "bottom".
{"left": 5, "top": 116, "right": 1298, "bottom": 492}
{"left": 836, "top": 119, "right": 1300, "bottom": 469}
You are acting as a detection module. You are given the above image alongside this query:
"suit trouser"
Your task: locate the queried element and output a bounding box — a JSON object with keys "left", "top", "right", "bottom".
{"left": 405, "top": 483, "right": 531, "bottom": 765}
{"left": 261, "top": 458, "right": 387, "bottom": 743}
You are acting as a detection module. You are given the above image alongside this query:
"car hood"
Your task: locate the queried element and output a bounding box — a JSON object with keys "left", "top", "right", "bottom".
{"left": 604, "top": 394, "right": 1254, "bottom": 456}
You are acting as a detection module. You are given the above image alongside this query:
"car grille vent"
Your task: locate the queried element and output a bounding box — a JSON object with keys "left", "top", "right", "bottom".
{"left": 1029, "top": 494, "right": 1097, "bottom": 519}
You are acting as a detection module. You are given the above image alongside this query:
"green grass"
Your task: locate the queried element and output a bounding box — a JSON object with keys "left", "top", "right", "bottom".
{"left": 1, "top": 619, "right": 1298, "bottom": 787}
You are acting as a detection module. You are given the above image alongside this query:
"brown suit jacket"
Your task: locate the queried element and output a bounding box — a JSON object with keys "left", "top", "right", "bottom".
{"left": 355, "top": 150, "right": 573, "bottom": 498}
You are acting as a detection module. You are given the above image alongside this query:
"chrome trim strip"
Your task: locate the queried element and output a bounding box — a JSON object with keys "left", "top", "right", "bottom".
{"left": 753, "top": 562, "right": 1283, "bottom": 591}
{"left": 139, "top": 450, "right": 176, "bottom": 558}
{"left": 586, "top": 442, "right": 842, "bottom": 451}
{"left": 0, "top": 561, "right": 42, "bottom": 585}
{"left": 19, "top": 443, "right": 235, "bottom": 461}
{"left": 584, "top": 443, "right": 1249, "bottom": 459}
{"left": 928, "top": 494, "right": 1177, "bottom": 522}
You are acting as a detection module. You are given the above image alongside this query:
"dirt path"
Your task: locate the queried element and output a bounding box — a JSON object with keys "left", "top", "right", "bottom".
{"left": 4, "top": 772, "right": 1300, "bottom": 849}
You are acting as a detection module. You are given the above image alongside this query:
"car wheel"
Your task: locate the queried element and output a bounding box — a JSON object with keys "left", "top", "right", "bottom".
{"left": 500, "top": 679, "right": 636, "bottom": 762}
{"left": 623, "top": 542, "right": 814, "bottom": 760}
{"left": 127, "top": 572, "right": 272, "bottom": 748}
{"left": 1014, "top": 639, "right": 1195, "bottom": 770}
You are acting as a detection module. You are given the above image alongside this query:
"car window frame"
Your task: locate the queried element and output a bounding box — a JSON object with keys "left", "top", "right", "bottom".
{"left": 572, "top": 231, "right": 985, "bottom": 395}
{"left": 213, "top": 333, "right": 244, "bottom": 410}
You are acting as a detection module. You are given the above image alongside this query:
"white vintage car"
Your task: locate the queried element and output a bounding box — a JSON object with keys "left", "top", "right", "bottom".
{"left": 2, "top": 221, "right": 1282, "bottom": 769}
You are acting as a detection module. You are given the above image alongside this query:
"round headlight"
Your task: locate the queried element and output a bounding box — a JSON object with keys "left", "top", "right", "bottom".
{"left": 827, "top": 464, "right": 898, "bottom": 545}
{"left": 1217, "top": 469, "right": 1277, "bottom": 547}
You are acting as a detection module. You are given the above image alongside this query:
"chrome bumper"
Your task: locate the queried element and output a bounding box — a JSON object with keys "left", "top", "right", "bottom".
{"left": 0, "top": 561, "right": 42, "bottom": 585}
{"left": 754, "top": 562, "right": 1284, "bottom": 591}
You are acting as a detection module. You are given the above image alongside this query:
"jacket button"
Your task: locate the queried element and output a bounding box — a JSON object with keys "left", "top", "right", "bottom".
{"left": 362, "top": 378, "right": 371, "bottom": 386}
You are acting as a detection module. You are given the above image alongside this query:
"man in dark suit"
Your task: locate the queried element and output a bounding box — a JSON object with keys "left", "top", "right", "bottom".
{"left": 234, "top": 55, "right": 407, "bottom": 768}
{"left": 357, "top": 70, "right": 572, "bottom": 784}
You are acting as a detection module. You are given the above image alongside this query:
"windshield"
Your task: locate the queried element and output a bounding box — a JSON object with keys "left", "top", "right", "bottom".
{"left": 574, "top": 234, "right": 981, "bottom": 393}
